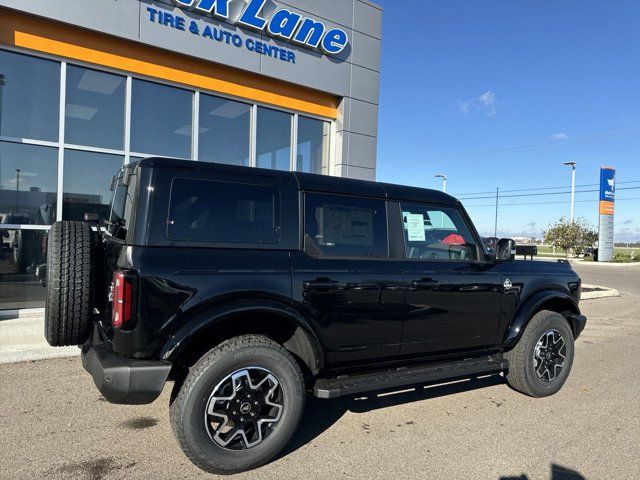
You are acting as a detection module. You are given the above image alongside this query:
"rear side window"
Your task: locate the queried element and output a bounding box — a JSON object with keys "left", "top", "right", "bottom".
{"left": 304, "top": 193, "right": 388, "bottom": 258}
{"left": 167, "top": 178, "right": 281, "bottom": 245}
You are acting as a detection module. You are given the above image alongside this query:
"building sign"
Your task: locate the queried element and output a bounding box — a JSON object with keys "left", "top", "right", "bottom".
{"left": 146, "top": 6, "right": 298, "bottom": 63}
{"left": 170, "top": 0, "right": 349, "bottom": 56}
{"left": 598, "top": 166, "right": 615, "bottom": 262}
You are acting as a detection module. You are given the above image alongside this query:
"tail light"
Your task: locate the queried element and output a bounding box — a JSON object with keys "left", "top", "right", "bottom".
{"left": 112, "top": 270, "right": 137, "bottom": 330}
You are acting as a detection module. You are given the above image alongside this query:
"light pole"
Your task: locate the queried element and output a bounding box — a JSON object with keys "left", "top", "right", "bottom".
{"left": 563, "top": 161, "right": 577, "bottom": 222}
{"left": 435, "top": 174, "right": 447, "bottom": 193}
{"left": 15, "top": 168, "right": 20, "bottom": 212}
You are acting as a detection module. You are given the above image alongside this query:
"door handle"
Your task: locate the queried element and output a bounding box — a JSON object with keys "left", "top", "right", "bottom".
{"left": 410, "top": 278, "right": 439, "bottom": 289}
{"left": 304, "top": 280, "right": 340, "bottom": 289}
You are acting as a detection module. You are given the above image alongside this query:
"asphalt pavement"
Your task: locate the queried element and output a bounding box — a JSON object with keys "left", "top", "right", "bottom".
{"left": 0, "top": 263, "right": 638, "bottom": 480}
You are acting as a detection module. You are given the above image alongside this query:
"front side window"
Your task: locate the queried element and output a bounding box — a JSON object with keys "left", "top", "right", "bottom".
{"left": 167, "top": 178, "right": 281, "bottom": 245}
{"left": 400, "top": 203, "right": 478, "bottom": 261}
{"left": 304, "top": 193, "right": 388, "bottom": 258}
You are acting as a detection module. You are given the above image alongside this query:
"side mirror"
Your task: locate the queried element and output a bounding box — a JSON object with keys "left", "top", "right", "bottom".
{"left": 496, "top": 238, "right": 516, "bottom": 262}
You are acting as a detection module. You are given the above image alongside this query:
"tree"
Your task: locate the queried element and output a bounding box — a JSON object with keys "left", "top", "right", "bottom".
{"left": 543, "top": 217, "right": 598, "bottom": 258}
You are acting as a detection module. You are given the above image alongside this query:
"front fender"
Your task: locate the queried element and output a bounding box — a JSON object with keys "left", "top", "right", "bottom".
{"left": 503, "top": 289, "right": 581, "bottom": 349}
{"left": 159, "top": 298, "right": 325, "bottom": 372}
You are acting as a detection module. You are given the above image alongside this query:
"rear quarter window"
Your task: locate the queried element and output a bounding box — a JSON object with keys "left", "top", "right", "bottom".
{"left": 108, "top": 169, "right": 136, "bottom": 239}
{"left": 167, "top": 178, "right": 281, "bottom": 245}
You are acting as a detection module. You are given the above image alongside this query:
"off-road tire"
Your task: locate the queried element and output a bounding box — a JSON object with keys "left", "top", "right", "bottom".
{"left": 170, "top": 335, "right": 305, "bottom": 475}
{"left": 13, "top": 230, "right": 44, "bottom": 273}
{"left": 44, "top": 221, "right": 97, "bottom": 347}
{"left": 505, "top": 310, "right": 575, "bottom": 397}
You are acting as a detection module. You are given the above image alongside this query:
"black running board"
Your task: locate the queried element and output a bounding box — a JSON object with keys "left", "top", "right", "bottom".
{"left": 313, "top": 355, "right": 508, "bottom": 399}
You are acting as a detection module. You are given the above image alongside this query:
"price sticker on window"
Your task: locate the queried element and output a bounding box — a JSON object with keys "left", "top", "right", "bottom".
{"left": 405, "top": 213, "right": 426, "bottom": 242}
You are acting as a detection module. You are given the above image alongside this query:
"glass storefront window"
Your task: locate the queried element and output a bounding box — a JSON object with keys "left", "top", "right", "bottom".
{"left": 0, "top": 142, "right": 58, "bottom": 226}
{"left": 0, "top": 50, "right": 339, "bottom": 311}
{"left": 65, "top": 66, "right": 126, "bottom": 150}
{"left": 256, "top": 107, "right": 292, "bottom": 171}
{"left": 130, "top": 79, "right": 193, "bottom": 159}
{"left": 0, "top": 51, "right": 60, "bottom": 142}
{"left": 63, "top": 150, "right": 123, "bottom": 221}
{"left": 198, "top": 94, "right": 251, "bottom": 166}
{"left": 297, "top": 116, "right": 330, "bottom": 175}
{"left": 0, "top": 227, "right": 48, "bottom": 309}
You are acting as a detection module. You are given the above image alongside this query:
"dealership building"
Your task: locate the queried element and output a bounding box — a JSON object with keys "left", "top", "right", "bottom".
{"left": 0, "top": 0, "right": 382, "bottom": 311}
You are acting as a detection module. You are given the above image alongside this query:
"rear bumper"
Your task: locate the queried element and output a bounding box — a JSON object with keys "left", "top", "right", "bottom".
{"left": 566, "top": 313, "right": 588, "bottom": 339}
{"left": 81, "top": 326, "right": 171, "bottom": 405}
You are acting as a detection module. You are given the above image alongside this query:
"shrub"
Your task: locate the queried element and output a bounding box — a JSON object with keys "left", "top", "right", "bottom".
{"left": 543, "top": 217, "right": 598, "bottom": 258}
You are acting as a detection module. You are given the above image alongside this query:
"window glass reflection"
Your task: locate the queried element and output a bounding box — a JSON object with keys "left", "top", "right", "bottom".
{"left": 63, "top": 150, "right": 123, "bottom": 221}
{"left": 65, "top": 66, "right": 125, "bottom": 149}
{"left": 0, "top": 51, "right": 60, "bottom": 141}
{"left": 0, "top": 142, "right": 58, "bottom": 226}
{"left": 256, "top": 107, "right": 291, "bottom": 171}
{"left": 0, "top": 227, "right": 48, "bottom": 309}
{"left": 297, "top": 117, "right": 330, "bottom": 175}
{"left": 199, "top": 95, "right": 251, "bottom": 166}
{"left": 130, "top": 79, "right": 192, "bottom": 158}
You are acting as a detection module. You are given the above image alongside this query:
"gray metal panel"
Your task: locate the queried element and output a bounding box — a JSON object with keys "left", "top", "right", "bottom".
{"left": 276, "top": 0, "right": 354, "bottom": 30}
{"left": 341, "top": 131, "right": 377, "bottom": 169}
{"left": 343, "top": 98, "right": 379, "bottom": 137}
{"left": 334, "top": 129, "right": 349, "bottom": 167}
{"left": 350, "top": 64, "right": 380, "bottom": 104}
{"left": 259, "top": 35, "right": 351, "bottom": 97}
{"left": 340, "top": 164, "right": 376, "bottom": 181}
{"left": 336, "top": 98, "right": 348, "bottom": 132}
{"left": 0, "top": 0, "right": 141, "bottom": 40}
{"left": 350, "top": 31, "right": 381, "bottom": 72}
{"left": 140, "top": 1, "right": 262, "bottom": 73}
{"left": 354, "top": 0, "right": 382, "bottom": 39}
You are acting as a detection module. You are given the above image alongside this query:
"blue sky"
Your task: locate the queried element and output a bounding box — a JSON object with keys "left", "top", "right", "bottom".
{"left": 374, "top": 0, "right": 640, "bottom": 241}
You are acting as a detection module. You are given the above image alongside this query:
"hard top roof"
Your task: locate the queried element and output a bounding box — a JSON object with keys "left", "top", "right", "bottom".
{"left": 132, "top": 157, "right": 459, "bottom": 206}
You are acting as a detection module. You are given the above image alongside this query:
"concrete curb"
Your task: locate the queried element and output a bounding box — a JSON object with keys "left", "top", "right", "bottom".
{"left": 0, "top": 316, "right": 79, "bottom": 365}
{"left": 0, "top": 345, "right": 79, "bottom": 364}
{"left": 572, "top": 261, "right": 640, "bottom": 267}
{"left": 531, "top": 257, "right": 640, "bottom": 267}
{"left": 581, "top": 284, "right": 620, "bottom": 300}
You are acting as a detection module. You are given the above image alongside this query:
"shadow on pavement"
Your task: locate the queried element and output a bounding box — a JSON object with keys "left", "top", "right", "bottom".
{"left": 500, "top": 463, "right": 585, "bottom": 479}
{"left": 282, "top": 374, "right": 504, "bottom": 457}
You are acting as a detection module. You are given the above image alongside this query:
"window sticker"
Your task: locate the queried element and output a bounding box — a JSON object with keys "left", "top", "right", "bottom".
{"left": 405, "top": 213, "right": 426, "bottom": 242}
{"left": 321, "top": 205, "right": 373, "bottom": 246}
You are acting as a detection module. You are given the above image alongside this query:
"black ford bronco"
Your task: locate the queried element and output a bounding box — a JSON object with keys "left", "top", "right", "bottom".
{"left": 44, "top": 158, "right": 586, "bottom": 474}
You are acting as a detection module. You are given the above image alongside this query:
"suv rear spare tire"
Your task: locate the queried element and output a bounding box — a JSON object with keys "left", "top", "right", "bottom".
{"left": 45, "top": 221, "right": 97, "bottom": 347}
